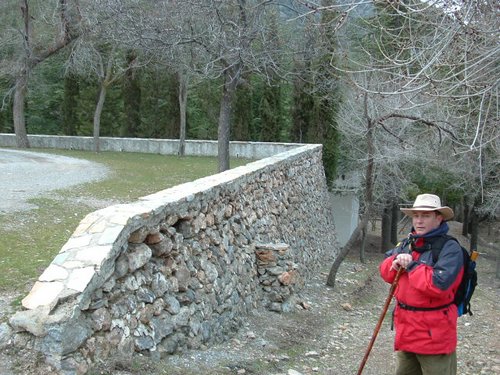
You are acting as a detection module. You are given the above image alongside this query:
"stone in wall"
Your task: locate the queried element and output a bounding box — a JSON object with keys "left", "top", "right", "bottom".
{"left": 255, "top": 242, "right": 304, "bottom": 312}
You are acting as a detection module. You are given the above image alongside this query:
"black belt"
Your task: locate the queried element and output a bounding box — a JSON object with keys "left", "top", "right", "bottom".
{"left": 398, "top": 301, "right": 453, "bottom": 311}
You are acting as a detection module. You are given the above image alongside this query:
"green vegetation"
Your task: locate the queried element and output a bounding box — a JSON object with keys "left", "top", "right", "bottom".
{"left": 0, "top": 149, "right": 251, "bottom": 293}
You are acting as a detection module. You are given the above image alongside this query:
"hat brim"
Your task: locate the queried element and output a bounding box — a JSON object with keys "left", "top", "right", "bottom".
{"left": 400, "top": 207, "right": 454, "bottom": 221}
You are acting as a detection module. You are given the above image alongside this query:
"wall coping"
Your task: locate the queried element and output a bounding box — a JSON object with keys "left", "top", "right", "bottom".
{"left": 0, "top": 134, "right": 304, "bottom": 159}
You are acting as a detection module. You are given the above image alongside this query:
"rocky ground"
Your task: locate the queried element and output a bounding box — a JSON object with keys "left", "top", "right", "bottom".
{"left": 1, "top": 221, "right": 499, "bottom": 375}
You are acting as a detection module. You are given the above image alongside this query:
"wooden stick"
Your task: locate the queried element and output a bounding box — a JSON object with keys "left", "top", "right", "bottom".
{"left": 356, "top": 268, "right": 403, "bottom": 375}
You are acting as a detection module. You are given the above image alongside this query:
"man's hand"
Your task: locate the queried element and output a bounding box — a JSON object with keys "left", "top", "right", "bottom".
{"left": 391, "top": 254, "right": 412, "bottom": 271}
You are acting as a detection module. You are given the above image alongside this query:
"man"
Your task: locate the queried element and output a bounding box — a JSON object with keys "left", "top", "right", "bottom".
{"left": 379, "top": 194, "right": 464, "bottom": 375}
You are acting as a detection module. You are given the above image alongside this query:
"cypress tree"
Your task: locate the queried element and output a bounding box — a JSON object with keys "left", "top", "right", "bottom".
{"left": 259, "top": 82, "right": 282, "bottom": 142}
{"left": 290, "top": 59, "right": 314, "bottom": 143}
{"left": 140, "top": 68, "right": 179, "bottom": 139}
{"left": 290, "top": 15, "right": 316, "bottom": 144}
{"left": 0, "top": 79, "right": 13, "bottom": 133}
{"left": 258, "top": 9, "right": 283, "bottom": 142}
{"left": 122, "top": 50, "right": 141, "bottom": 137}
{"left": 165, "top": 72, "right": 180, "bottom": 139}
{"left": 311, "top": 0, "right": 342, "bottom": 185}
{"left": 62, "top": 73, "right": 79, "bottom": 135}
{"left": 232, "top": 76, "right": 252, "bottom": 141}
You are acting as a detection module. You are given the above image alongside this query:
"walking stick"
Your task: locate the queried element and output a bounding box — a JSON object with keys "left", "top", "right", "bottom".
{"left": 356, "top": 268, "right": 403, "bottom": 375}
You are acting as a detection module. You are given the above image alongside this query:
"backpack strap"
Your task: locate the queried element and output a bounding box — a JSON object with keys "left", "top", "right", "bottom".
{"left": 428, "top": 234, "right": 456, "bottom": 263}
{"left": 429, "top": 235, "right": 468, "bottom": 274}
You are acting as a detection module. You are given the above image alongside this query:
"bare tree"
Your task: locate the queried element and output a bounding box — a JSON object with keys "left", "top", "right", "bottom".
{"left": 0, "top": 0, "right": 80, "bottom": 148}
{"left": 334, "top": 0, "right": 499, "bottom": 213}
{"left": 82, "top": 0, "right": 208, "bottom": 156}
{"left": 120, "top": 0, "right": 199, "bottom": 156}
{"left": 65, "top": 1, "right": 147, "bottom": 152}
{"left": 78, "top": 1, "right": 303, "bottom": 167}
{"left": 66, "top": 39, "right": 135, "bottom": 151}
{"left": 325, "top": 69, "right": 469, "bottom": 286}
{"left": 188, "top": 0, "right": 266, "bottom": 171}
{"left": 150, "top": 0, "right": 298, "bottom": 170}
{"left": 301, "top": 0, "right": 500, "bottom": 286}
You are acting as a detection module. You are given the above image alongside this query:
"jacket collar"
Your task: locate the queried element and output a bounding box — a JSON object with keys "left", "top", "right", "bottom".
{"left": 409, "top": 222, "right": 449, "bottom": 241}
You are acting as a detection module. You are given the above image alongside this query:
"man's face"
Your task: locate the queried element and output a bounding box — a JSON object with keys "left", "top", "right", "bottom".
{"left": 412, "top": 211, "right": 443, "bottom": 235}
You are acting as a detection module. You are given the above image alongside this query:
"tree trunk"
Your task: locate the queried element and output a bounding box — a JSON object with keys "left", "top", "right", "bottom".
{"left": 469, "top": 207, "right": 479, "bottom": 252}
{"left": 391, "top": 199, "right": 399, "bottom": 244}
{"left": 454, "top": 203, "right": 462, "bottom": 223}
{"left": 93, "top": 51, "right": 115, "bottom": 153}
{"left": 462, "top": 196, "right": 469, "bottom": 237}
{"left": 218, "top": 71, "right": 237, "bottom": 172}
{"left": 381, "top": 203, "right": 392, "bottom": 253}
{"left": 178, "top": 71, "right": 188, "bottom": 156}
{"left": 360, "top": 226, "right": 367, "bottom": 263}
{"left": 13, "top": 74, "right": 30, "bottom": 148}
{"left": 93, "top": 83, "right": 107, "bottom": 153}
{"left": 327, "top": 95, "right": 375, "bottom": 287}
{"left": 361, "top": 101, "right": 376, "bottom": 257}
{"left": 13, "top": 0, "right": 75, "bottom": 148}
{"left": 14, "top": 0, "right": 31, "bottom": 149}
{"left": 496, "top": 250, "right": 500, "bottom": 280}
{"left": 326, "top": 214, "right": 368, "bottom": 287}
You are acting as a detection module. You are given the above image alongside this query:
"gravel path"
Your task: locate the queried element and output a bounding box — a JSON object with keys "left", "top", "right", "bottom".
{"left": 0, "top": 148, "right": 109, "bottom": 214}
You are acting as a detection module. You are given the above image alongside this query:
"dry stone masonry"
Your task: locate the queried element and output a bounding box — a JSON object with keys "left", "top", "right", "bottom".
{"left": 255, "top": 242, "right": 305, "bottom": 312}
{"left": 6, "top": 144, "right": 338, "bottom": 374}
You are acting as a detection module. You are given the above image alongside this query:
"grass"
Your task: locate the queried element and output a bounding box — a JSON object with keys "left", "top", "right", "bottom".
{"left": 0, "top": 148, "right": 251, "bottom": 294}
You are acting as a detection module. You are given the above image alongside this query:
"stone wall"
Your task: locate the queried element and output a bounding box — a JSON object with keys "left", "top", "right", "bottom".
{"left": 0, "top": 134, "right": 300, "bottom": 159}
{"left": 6, "top": 144, "right": 338, "bottom": 374}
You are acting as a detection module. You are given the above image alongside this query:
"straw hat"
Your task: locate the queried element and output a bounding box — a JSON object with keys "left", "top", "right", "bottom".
{"left": 400, "top": 194, "right": 454, "bottom": 221}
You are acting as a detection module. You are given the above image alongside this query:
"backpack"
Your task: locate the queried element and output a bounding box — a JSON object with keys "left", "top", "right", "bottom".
{"left": 430, "top": 235, "right": 478, "bottom": 317}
